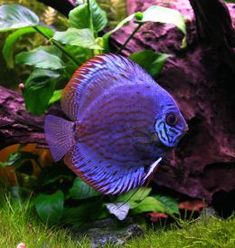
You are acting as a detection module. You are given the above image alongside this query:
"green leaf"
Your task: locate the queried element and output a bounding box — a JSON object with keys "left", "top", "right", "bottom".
{"left": 62, "top": 206, "right": 86, "bottom": 226}
{"left": 2, "top": 26, "right": 54, "bottom": 68}
{"left": 68, "top": 0, "right": 107, "bottom": 32}
{"left": 69, "top": 177, "right": 100, "bottom": 200}
{"left": 154, "top": 195, "right": 179, "bottom": 215}
{"left": 0, "top": 151, "right": 38, "bottom": 168}
{"left": 62, "top": 45, "right": 91, "bottom": 77}
{"left": 53, "top": 28, "right": 102, "bottom": 49}
{"left": 41, "top": 45, "right": 63, "bottom": 57}
{"left": 103, "top": 13, "right": 135, "bottom": 51}
{"left": 0, "top": 4, "right": 39, "bottom": 32}
{"left": 23, "top": 69, "right": 61, "bottom": 115}
{"left": 103, "top": 6, "right": 186, "bottom": 50}
{"left": 34, "top": 191, "right": 64, "bottom": 225}
{"left": 49, "top": 90, "right": 62, "bottom": 105}
{"left": 90, "top": 0, "right": 108, "bottom": 32}
{"left": 105, "top": 14, "right": 135, "bottom": 37}
{"left": 132, "top": 196, "right": 165, "bottom": 214}
{"left": 140, "top": 6, "right": 186, "bottom": 34}
{"left": 2, "top": 27, "right": 35, "bottom": 68}
{"left": 68, "top": 3, "right": 89, "bottom": 29}
{"left": 115, "top": 187, "right": 151, "bottom": 208}
{"left": 15, "top": 47, "right": 64, "bottom": 70}
{"left": 62, "top": 201, "right": 103, "bottom": 226}
{"left": 129, "top": 50, "right": 172, "bottom": 77}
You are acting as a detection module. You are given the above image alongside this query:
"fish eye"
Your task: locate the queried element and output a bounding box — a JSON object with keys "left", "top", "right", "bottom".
{"left": 166, "top": 112, "right": 178, "bottom": 126}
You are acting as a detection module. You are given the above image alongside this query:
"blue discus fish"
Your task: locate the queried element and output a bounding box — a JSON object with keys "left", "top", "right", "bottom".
{"left": 44, "top": 54, "right": 188, "bottom": 195}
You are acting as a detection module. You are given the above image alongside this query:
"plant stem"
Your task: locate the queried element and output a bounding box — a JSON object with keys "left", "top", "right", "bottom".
{"left": 87, "top": 0, "right": 93, "bottom": 33}
{"left": 87, "top": 0, "right": 95, "bottom": 56}
{"left": 33, "top": 26, "right": 79, "bottom": 66}
{"left": 118, "top": 22, "right": 144, "bottom": 53}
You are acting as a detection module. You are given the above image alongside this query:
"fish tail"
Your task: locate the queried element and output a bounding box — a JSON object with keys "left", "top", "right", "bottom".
{"left": 44, "top": 115, "right": 75, "bottom": 161}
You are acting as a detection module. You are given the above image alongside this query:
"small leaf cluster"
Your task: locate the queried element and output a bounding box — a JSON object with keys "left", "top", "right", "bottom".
{"left": 34, "top": 184, "right": 179, "bottom": 226}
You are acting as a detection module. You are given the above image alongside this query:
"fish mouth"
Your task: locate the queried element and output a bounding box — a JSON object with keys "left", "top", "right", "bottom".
{"left": 154, "top": 130, "right": 186, "bottom": 150}
{"left": 152, "top": 133, "right": 171, "bottom": 151}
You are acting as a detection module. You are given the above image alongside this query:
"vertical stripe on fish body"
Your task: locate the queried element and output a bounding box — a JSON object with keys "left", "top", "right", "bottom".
{"left": 44, "top": 54, "right": 188, "bottom": 195}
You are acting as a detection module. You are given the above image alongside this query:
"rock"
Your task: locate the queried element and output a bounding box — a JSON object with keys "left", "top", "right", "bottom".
{"left": 89, "top": 223, "right": 143, "bottom": 247}
{"left": 74, "top": 218, "right": 144, "bottom": 247}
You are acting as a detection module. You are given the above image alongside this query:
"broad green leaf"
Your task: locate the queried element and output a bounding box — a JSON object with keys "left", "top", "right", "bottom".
{"left": 62, "top": 206, "right": 87, "bottom": 226}
{"left": 154, "top": 195, "right": 179, "bottom": 215}
{"left": 62, "top": 201, "right": 104, "bottom": 226}
{"left": 53, "top": 28, "right": 102, "bottom": 49}
{"left": 68, "top": 3, "right": 89, "bottom": 29}
{"left": 105, "top": 203, "right": 130, "bottom": 220}
{"left": 90, "top": 0, "right": 108, "bottom": 32}
{"left": 40, "top": 45, "right": 63, "bottom": 57}
{"left": 0, "top": 4, "right": 39, "bottom": 32}
{"left": 63, "top": 45, "right": 91, "bottom": 77}
{"left": 224, "top": 0, "right": 235, "bottom": 2}
{"left": 2, "top": 26, "right": 54, "bottom": 68}
{"left": 140, "top": 6, "right": 186, "bottom": 34}
{"left": 15, "top": 47, "right": 64, "bottom": 70}
{"left": 34, "top": 191, "right": 64, "bottom": 225}
{"left": 2, "top": 27, "right": 35, "bottom": 68}
{"left": 115, "top": 187, "right": 151, "bottom": 208}
{"left": 49, "top": 90, "right": 62, "bottom": 105}
{"left": 130, "top": 50, "right": 172, "bottom": 77}
{"left": 132, "top": 196, "right": 165, "bottom": 214}
{"left": 68, "top": 0, "right": 107, "bottom": 32}
{"left": 23, "top": 69, "right": 61, "bottom": 115}
{"left": 102, "top": 6, "right": 186, "bottom": 50}
{"left": 69, "top": 177, "right": 100, "bottom": 200}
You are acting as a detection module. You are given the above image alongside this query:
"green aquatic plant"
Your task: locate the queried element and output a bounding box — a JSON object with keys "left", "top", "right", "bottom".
{"left": 0, "top": 196, "right": 90, "bottom": 247}
{"left": 0, "top": 1, "right": 186, "bottom": 115}
{"left": 0, "top": 145, "right": 180, "bottom": 227}
{"left": 0, "top": 195, "right": 234, "bottom": 247}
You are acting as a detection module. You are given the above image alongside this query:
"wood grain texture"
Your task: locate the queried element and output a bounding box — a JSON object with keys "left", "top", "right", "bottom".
{"left": 0, "top": 86, "right": 45, "bottom": 149}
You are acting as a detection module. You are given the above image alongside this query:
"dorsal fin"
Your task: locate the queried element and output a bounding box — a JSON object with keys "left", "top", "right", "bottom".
{"left": 61, "top": 54, "right": 157, "bottom": 120}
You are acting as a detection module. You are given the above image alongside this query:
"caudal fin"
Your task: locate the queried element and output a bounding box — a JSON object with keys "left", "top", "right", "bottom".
{"left": 44, "top": 115, "right": 75, "bottom": 161}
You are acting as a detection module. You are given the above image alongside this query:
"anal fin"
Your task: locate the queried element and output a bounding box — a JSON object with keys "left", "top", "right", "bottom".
{"left": 143, "top": 157, "right": 162, "bottom": 181}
